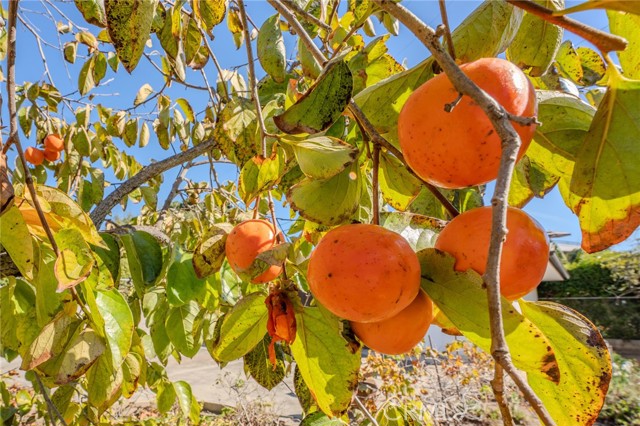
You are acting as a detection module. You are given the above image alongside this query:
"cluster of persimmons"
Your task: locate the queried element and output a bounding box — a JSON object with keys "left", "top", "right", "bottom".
{"left": 225, "top": 57, "right": 550, "bottom": 356}
{"left": 25, "top": 134, "right": 64, "bottom": 166}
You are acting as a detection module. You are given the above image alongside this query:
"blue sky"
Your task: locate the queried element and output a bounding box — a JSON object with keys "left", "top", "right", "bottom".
{"left": 4, "top": 0, "right": 638, "bottom": 251}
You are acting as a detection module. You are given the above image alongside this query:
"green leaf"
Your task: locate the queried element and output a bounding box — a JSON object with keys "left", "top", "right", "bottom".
{"left": 291, "top": 305, "right": 361, "bottom": 417}
{"left": 165, "top": 301, "right": 201, "bottom": 358}
{"left": 283, "top": 136, "right": 358, "bottom": 180}
{"left": 521, "top": 301, "right": 612, "bottom": 426}
{"left": 86, "top": 353, "right": 123, "bottom": 408}
{"left": 288, "top": 164, "right": 362, "bottom": 226}
{"left": 192, "top": 224, "right": 233, "bottom": 279}
{"left": 244, "top": 334, "right": 285, "bottom": 391}
{"left": 258, "top": 14, "right": 286, "bottom": 83}
{"left": 121, "top": 231, "right": 163, "bottom": 296}
{"left": 566, "top": 72, "right": 640, "bottom": 252}
{"left": 192, "top": 0, "right": 226, "bottom": 33}
{"left": 379, "top": 152, "right": 421, "bottom": 211}
{"left": 167, "top": 252, "right": 206, "bottom": 306}
{"left": 418, "top": 249, "right": 560, "bottom": 383}
{"left": 507, "top": 0, "right": 564, "bottom": 76}
{"left": 379, "top": 212, "right": 445, "bottom": 252}
{"left": 93, "top": 52, "right": 107, "bottom": 84}
{"left": 157, "top": 379, "right": 176, "bottom": 414}
{"left": 214, "top": 98, "right": 259, "bottom": 164}
{"left": 176, "top": 98, "right": 195, "bottom": 123}
{"left": 54, "top": 227, "right": 96, "bottom": 291}
{"left": 159, "top": 5, "right": 180, "bottom": 59}
{"left": 123, "top": 118, "right": 138, "bottom": 147}
{"left": 239, "top": 151, "right": 286, "bottom": 204}
{"left": 294, "top": 365, "right": 318, "bottom": 415}
{"left": 608, "top": 10, "right": 640, "bottom": 79}
{"left": 134, "top": 83, "right": 153, "bottom": 106}
{"left": 509, "top": 156, "right": 560, "bottom": 207}
{"left": 212, "top": 292, "right": 268, "bottom": 362}
{"left": 74, "top": 0, "right": 107, "bottom": 27}
{"left": 274, "top": 59, "right": 353, "bottom": 134}
{"left": 33, "top": 248, "right": 64, "bottom": 326}
{"left": 298, "top": 37, "right": 322, "bottom": 79}
{"left": 78, "top": 57, "right": 96, "bottom": 96}
{"left": 348, "top": 35, "right": 404, "bottom": 94}
{"left": 0, "top": 205, "right": 35, "bottom": 279}
{"left": 95, "top": 288, "right": 134, "bottom": 366}
{"left": 104, "top": 0, "right": 157, "bottom": 72}
{"left": 301, "top": 412, "right": 347, "bottom": 426}
{"left": 173, "top": 381, "right": 195, "bottom": 418}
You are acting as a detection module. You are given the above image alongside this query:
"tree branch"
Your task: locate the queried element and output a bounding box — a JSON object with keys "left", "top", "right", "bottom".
{"left": 281, "top": 0, "right": 332, "bottom": 32}
{"left": 371, "top": 1, "right": 555, "bottom": 425}
{"left": 506, "top": 0, "right": 627, "bottom": 53}
{"left": 269, "top": 0, "right": 459, "bottom": 219}
{"left": 90, "top": 138, "right": 217, "bottom": 228}
{"left": 492, "top": 364, "right": 515, "bottom": 426}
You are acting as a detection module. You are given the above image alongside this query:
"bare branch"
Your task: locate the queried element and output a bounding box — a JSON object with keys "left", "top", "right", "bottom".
{"left": 492, "top": 364, "right": 515, "bottom": 426}
{"left": 507, "top": 0, "right": 627, "bottom": 53}
{"left": 438, "top": 0, "right": 456, "bottom": 61}
{"left": 90, "top": 138, "right": 217, "bottom": 228}
{"left": 372, "top": 1, "right": 555, "bottom": 425}
{"left": 282, "top": 0, "right": 332, "bottom": 31}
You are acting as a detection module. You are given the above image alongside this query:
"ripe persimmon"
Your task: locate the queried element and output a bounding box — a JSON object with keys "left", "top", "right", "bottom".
{"left": 25, "top": 147, "right": 44, "bottom": 166}
{"left": 44, "top": 134, "right": 64, "bottom": 152}
{"left": 398, "top": 57, "right": 537, "bottom": 189}
{"left": 225, "top": 219, "right": 283, "bottom": 284}
{"left": 307, "top": 224, "right": 420, "bottom": 323}
{"left": 351, "top": 289, "right": 433, "bottom": 355}
{"left": 434, "top": 206, "right": 549, "bottom": 300}
{"left": 44, "top": 149, "right": 61, "bottom": 162}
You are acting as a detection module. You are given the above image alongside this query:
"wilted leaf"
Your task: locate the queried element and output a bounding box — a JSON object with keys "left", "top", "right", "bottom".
{"left": 134, "top": 83, "right": 153, "bottom": 106}
{"left": 55, "top": 328, "right": 106, "bottom": 385}
{"left": 291, "top": 305, "right": 361, "bottom": 417}
{"left": 214, "top": 98, "right": 258, "bottom": 164}
{"left": 239, "top": 151, "right": 286, "bottom": 204}
{"left": 521, "top": 301, "right": 612, "bottom": 426}
{"left": 212, "top": 292, "right": 268, "bottom": 362}
{"left": 419, "top": 249, "right": 559, "bottom": 383}
{"left": 193, "top": 0, "right": 226, "bottom": 33}
{"left": 54, "top": 228, "right": 96, "bottom": 291}
{"left": 288, "top": 164, "right": 362, "bottom": 226}
{"left": 244, "top": 334, "right": 285, "bottom": 390}
{"left": 258, "top": 14, "right": 286, "bottom": 83}
{"left": 567, "top": 71, "right": 640, "bottom": 252}
{"left": 75, "top": 0, "right": 107, "bottom": 27}
{"left": 21, "top": 312, "right": 80, "bottom": 370}
{"left": 63, "top": 42, "right": 78, "bottom": 64}
{"left": 274, "top": 60, "right": 353, "bottom": 134}
{"left": 192, "top": 224, "right": 233, "bottom": 279}
{"left": 104, "top": 0, "right": 157, "bottom": 72}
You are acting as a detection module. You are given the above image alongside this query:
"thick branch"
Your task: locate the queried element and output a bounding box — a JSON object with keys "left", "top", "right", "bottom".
{"left": 269, "top": 0, "right": 459, "bottom": 218}
{"left": 507, "top": 0, "right": 627, "bottom": 53}
{"left": 372, "top": 1, "right": 555, "bottom": 425}
{"left": 90, "top": 138, "right": 217, "bottom": 228}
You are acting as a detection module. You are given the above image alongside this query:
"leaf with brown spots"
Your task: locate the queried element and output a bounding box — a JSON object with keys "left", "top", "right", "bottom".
{"left": 521, "top": 301, "right": 612, "bottom": 426}
{"left": 418, "top": 249, "right": 559, "bottom": 384}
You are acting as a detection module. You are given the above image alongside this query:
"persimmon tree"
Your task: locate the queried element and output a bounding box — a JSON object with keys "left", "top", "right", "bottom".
{"left": 0, "top": 0, "right": 638, "bottom": 425}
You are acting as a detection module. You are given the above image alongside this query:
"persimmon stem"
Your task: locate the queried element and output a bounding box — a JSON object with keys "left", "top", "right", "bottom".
{"left": 372, "top": 1, "right": 555, "bottom": 425}
{"left": 506, "top": 0, "right": 627, "bottom": 54}
{"left": 372, "top": 143, "right": 380, "bottom": 226}
{"left": 438, "top": 0, "right": 456, "bottom": 61}
{"left": 269, "top": 0, "right": 460, "bottom": 219}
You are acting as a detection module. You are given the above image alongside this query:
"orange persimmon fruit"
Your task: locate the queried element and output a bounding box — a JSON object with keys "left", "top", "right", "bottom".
{"left": 44, "top": 134, "right": 64, "bottom": 152}
{"left": 307, "top": 223, "right": 420, "bottom": 323}
{"left": 25, "top": 147, "right": 45, "bottom": 166}
{"left": 44, "top": 149, "right": 61, "bottom": 162}
{"left": 434, "top": 206, "right": 549, "bottom": 300}
{"left": 225, "top": 219, "right": 283, "bottom": 283}
{"left": 398, "top": 57, "right": 537, "bottom": 189}
{"left": 351, "top": 289, "right": 433, "bottom": 355}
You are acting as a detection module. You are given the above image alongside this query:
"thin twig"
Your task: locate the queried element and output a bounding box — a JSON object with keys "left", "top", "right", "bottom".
{"left": 282, "top": 0, "right": 332, "bottom": 31}
{"left": 492, "top": 364, "right": 515, "bottom": 426}
{"left": 354, "top": 396, "right": 379, "bottom": 426}
{"left": 90, "top": 138, "right": 218, "bottom": 228}
{"left": 269, "top": 0, "right": 459, "bottom": 218}
{"left": 372, "top": 2, "right": 555, "bottom": 425}
{"left": 35, "top": 373, "right": 68, "bottom": 426}
{"left": 506, "top": 0, "right": 626, "bottom": 53}
{"left": 438, "top": 0, "right": 455, "bottom": 61}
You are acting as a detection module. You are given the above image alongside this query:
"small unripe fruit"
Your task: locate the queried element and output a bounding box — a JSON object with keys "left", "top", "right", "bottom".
{"left": 25, "top": 147, "right": 45, "bottom": 166}
{"left": 307, "top": 224, "right": 420, "bottom": 323}
{"left": 434, "top": 206, "right": 549, "bottom": 300}
{"left": 225, "top": 219, "right": 283, "bottom": 284}
{"left": 44, "top": 134, "right": 64, "bottom": 152}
